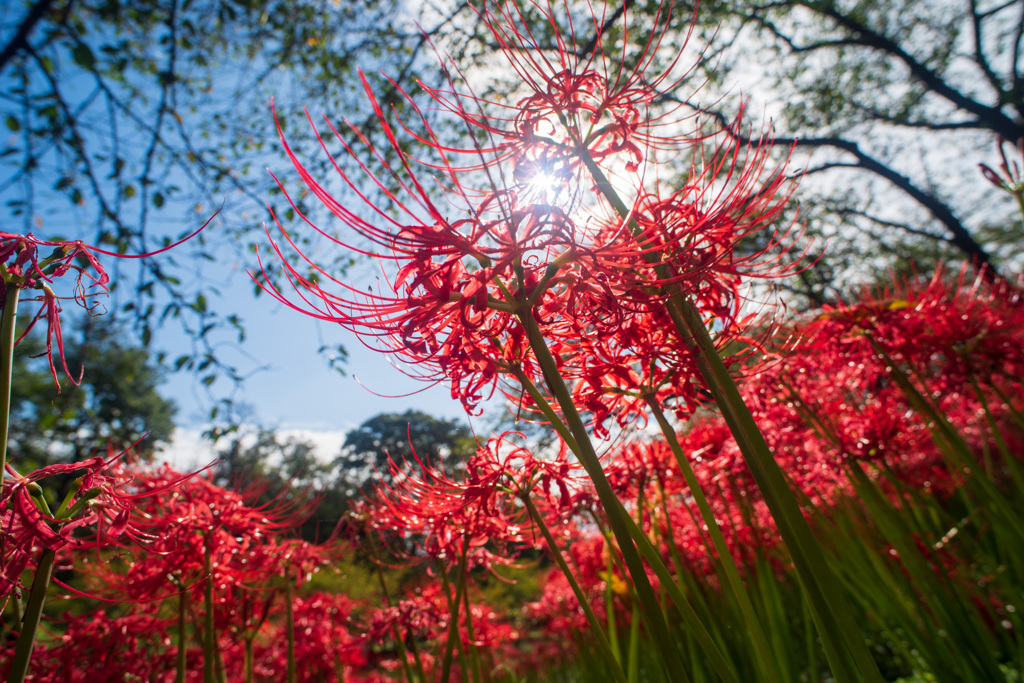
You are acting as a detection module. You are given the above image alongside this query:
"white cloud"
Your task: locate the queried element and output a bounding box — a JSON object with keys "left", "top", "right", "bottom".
{"left": 157, "top": 425, "right": 350, "bottom": 473}
{"left": 157, "top": 428, "right": 218, "bottom": 472}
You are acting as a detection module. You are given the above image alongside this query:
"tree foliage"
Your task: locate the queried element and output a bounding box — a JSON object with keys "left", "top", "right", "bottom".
{"left": 0, "top": 0, "right": 481, "bottom": 422}
{"left": 683, "top": 0, "right": 1024, "bottom": 297}
{"left": 338, "top": 409, "right": 476, "bottom": 486}
{"left": 8, "top": 314, "right": 176, "bottom": 466}
{"left": 215, "top": 426, "right": 346, "bottom": 540}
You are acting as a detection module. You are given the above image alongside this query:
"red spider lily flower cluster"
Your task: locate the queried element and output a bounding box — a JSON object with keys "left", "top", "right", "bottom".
{"left": 0, "top": 265, "right": 1019, "bottom": 681}
{"left": 258, "top": 0, "right": 799, "bottom": 430}
{"left": 0, "top": 610, "right": 178, "bottom": 682}
{"left": 359, "top": 432, "right": 581, "bottom": 568}
{"left": 0, "top": 221, "right": 209, "bottom": 390}
{"left": 748, "top": 266, "right": 1024, "bottom": 485}
{"left": 0, "top": 446, "right": 193, "bottom": 608}
{"left": 108, "top": 466, "right": 321, "bottom": 603}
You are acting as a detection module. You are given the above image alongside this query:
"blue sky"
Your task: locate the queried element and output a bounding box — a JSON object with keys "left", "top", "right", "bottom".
{"left": 159, "top": 260, "right": 473, "bottom": 432}
{"left": 154, "top": 236, "right": 487, "bottom": 465}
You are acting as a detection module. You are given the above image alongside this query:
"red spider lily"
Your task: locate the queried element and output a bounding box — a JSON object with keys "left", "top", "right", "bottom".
{"left": 253, "top": 592, "right": 367, "bottom": 681}
{"left": 258, "top": 0, "right": 798, "bottom": 427}
{"left": 743, "top": 265, "right": 1024, "bottom": 497}
{"left": 0, "top": 219, "right": 211, "bottom": 391}
{"left": 0, "top": 609, "right": 178, "bottom": 682}
{"left": 361, "top": 582, "right": 519, "bottom": 680}
{"left": 361, "top": 432, "right": 582, "bottom": 568}
{"left": 110, "top": 467, "right": 318, "bottom": 604}
{"left": 0, "top": 445, "right": 197, "bottom": 607}
{"left": 425, "top": 0, "right": 701, "bottom": 176}
{"left": 364, "top": 585, "right": 448, "bottom": 647}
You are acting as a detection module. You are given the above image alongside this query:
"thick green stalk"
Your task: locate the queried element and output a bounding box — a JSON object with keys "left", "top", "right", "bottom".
{"left": 507, "top": 365, "right": 578, "bottom": 451}
{"left": 0, "top": 285, "right": 20, "bottom": 477}
{"left": 646, "top": 397, "right": 783, "bottom": 683}
{"left": 613, "top": 499, "right": 736, "bottom": 683}
{"left": 627, "top": 603, "right": 641, "bottom": 683}
{"left": 367, "top": 532, "right": 419, "bottom": 683}
{"left": 460, "top": 567, "right": 483, "bottom": 683}
{"left": 244, "top": 639, "right": 254, "bottom": 683}
{"left": 520, "top": 493, "right": 629, "bottom": 683}
{"left": 177, "top": 591, "right": 188, "bottom": 683}
{"left": 519, "top": 311, "right": 686, "bottom": 676}
{"left": 876, "top": 343, "right": 1024, "bottom": 544}
{"left": 605, "top": 539, "right": 621, "bottom": 666}
{"left": 203, "top": 536, "right": 216, "bottom": 683}
{"left": 512, "top": 320, "right": 729, "bottom": 678}
{"left": 439, "top": 546, "right": 470, "bottom": 683}
{"left": 674, "top": 298, "right": 880, "bottom": 682}
{"left": 583, "top": 152, "right": 883, "bottom": 683}
{"left": 971, "top": 377, "right": 1024, "bottom": 492}
{"left": 6, "top": 549, "right": 55, "bottom": 683}
{"left": 285, "top": 572, "right": 296, "bottom": 683}
{"left": 215, "top": 644, "right": 227, "bottom": 683}
{"left": 513, "top": 333, "right": 736, "bottom": 678}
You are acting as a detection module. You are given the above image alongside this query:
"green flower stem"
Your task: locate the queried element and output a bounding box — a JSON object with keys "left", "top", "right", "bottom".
{"left": 611, "top": 497, "right": 737, "bottom": 683}
{"left": 285, "top": 571, "right": 296, "bottom": 683}
{"left": 0, "top": 284, "right": 21, "bottom": 477}
{"left": 582, "top": 151, "right": 883, "bottom": 683}
{"left": 460, "top": 568, "right": 483, "bottom": 683}
{"left": 520, "top": 492, "right": 629, "bottom": 683}
{"left": 203, "top": 536, "right": 216, "bottom": 683}
{"left": 367, "top": 532, "right": 420, "bottom": 683}
{"left": 215, "top": 643, "right": 227, "bottom": 683}
{"left": 645, "top": 397, "right": 783, "bottom": 683}
{"left": 244, "top": 638, "right": 255, "bottom": 683}
{"left": 990, "top": 382, "right": 1024, "bottom": 432}
{"left": 6, "top": 548, "right": 55, "bottom": 683}
{"left": 971, "top": 377, "right": 1024, "bottom": 492}
{"left": 177, "top": 590, "right": 188, "bottom": 683}
{"left": 673, "top": 297, "right": 882, "bottom": 683}
{"left": 875, "top": 342, "right": 1024, "bottom": 544}
{"left": 627, "top": 602, "right": 641, "bottom": 683}
{"left": 439, "top": 545, "right": 470, "bottom": 683}
{"left": 605, "top": 537, "right": 620, "bottom": 666}
{"left": 506, "top": 365, "right": 579, "bottom": 451}
{"left": 512, "top": 331, "right": 731, "bottom": 679}
{"left": 519, "top": 311, "right": 686, "bottom": 677}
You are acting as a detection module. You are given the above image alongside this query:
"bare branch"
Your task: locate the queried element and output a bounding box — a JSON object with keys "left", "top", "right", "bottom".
{"left": 969, "top": 0, "right": 1007, "bottom": 97}
{"left": 0, "top": 0, "right": 63, "bottom": 71}
{"left": 807, "top": 1, "right": 1023, "bottom": 142}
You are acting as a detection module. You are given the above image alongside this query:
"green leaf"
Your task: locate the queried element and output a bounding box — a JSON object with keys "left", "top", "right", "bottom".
{"left": 72, "top": 44, "right": 96, "bottom": 69}
{"left": 5, "top": 116, "right": 20, "bottom": 132}
{"left": 152, "top": 192, "right": 164, "bottom": 208}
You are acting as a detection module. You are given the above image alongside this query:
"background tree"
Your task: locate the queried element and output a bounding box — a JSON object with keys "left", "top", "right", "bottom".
{"left": 511, "top": 0, "right": 1021, "bottom": 303}
{"left": 0, "top": 0, "right": 484, "bottom": 424}
{"left": 337, "top": 409, "right": 477, "bottom": 489}
{"left": 8, "top": 314, "right": 176, "bottom": 466}
{"left": 683, "top": 0, "right": 1024, "bottom": 298}
{"left": 215, "top": 426, "right": 347, "bottom": 540}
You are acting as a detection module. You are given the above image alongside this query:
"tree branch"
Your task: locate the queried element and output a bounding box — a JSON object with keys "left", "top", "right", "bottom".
{"left": 0, "top": 0, "right": 63, "bottom": 72}
{"left": 776, "top": 132, "right": 998, "bottom": 274}
{"left": 968, "top": 0, "right": 1007, "bottom": 98}
{"left": 805, "top": 1, "right": 1023, "bottom": 142}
